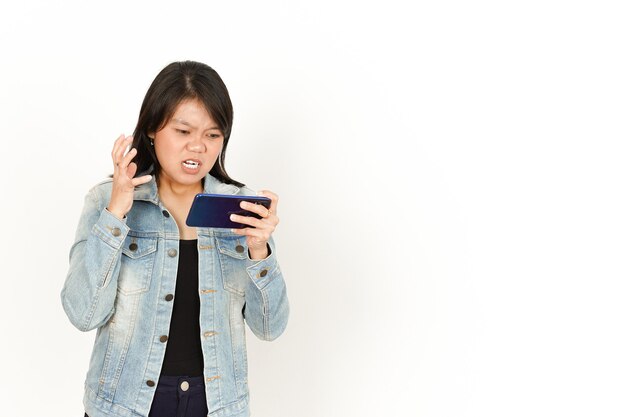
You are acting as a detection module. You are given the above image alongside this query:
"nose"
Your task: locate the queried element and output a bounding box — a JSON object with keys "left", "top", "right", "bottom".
{"left": 186, "top": 133, "right": 206, "bottom": 152}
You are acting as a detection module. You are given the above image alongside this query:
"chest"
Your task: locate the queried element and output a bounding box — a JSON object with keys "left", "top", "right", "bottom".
{"left": 165, "top": 204, "right": 198, "bottom": 239}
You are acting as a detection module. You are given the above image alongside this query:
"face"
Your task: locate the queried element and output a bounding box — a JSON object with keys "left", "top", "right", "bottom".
{"left": 151, "top": 98, "right": 224, "bottom": 189}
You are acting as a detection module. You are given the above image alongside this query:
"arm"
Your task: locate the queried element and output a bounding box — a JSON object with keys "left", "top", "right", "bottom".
{"left": 242, "top": 236, "right": 289, "bottom": 341}
{"left": 230, "top": 190, "right": 289, "bottom": 340}
{"left": 60, "top": 188, "right": 129, "bottom": 331}
{"left": 61, "top": 135, "right": 152, "bottom": 331}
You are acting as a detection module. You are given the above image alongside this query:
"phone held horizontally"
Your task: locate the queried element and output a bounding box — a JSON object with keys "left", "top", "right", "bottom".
{"left": 185, "top": 193, "right": 271, "bottom": 229}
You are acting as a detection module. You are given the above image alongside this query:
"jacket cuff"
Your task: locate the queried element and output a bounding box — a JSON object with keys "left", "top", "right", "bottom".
{"left": 91, "top": 208, "right": 129, "bottom": 249}
{"left": 246, "top": 251, "right": 280, "bottom": 290}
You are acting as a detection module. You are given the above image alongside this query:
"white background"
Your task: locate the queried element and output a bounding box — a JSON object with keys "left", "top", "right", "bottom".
{"left": 1, "top": 1, "right": 625, "bottom": 416}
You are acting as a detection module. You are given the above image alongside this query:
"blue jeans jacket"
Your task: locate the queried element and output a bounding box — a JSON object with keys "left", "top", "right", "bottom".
{"left": 61, "top": 174, "right": 289, "bottom": 417}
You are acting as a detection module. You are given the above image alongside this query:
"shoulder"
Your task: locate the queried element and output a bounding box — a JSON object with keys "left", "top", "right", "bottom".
{"left": 237, "top": 185, "right": 257, "bottom": 196}
{"left": 204, "top": 173, "right": 253, "bottom": 196}
{"left": 86, "top": 178, "right": 114, "bottom": 205}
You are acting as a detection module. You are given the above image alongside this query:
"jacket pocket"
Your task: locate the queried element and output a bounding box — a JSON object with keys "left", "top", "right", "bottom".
{"left": 118, "top": 234, "right": 157, "bottom": 295}
{"left": 215, "top": 234, "right": 248, "bottom": 296}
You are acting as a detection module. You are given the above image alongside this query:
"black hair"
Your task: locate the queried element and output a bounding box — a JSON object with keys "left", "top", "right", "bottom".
{"left": 131, "top": 60, "right": 243, "bottom": 187}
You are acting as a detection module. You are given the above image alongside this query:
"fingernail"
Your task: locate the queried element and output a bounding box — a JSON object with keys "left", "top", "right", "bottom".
{"left": 230, "top": 214, "right": 235, "bottom": 221}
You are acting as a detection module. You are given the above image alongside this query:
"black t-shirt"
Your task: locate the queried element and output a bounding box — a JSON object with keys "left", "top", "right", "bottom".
{"left": 160, "top": 239, "right": 204, "bottom": 376}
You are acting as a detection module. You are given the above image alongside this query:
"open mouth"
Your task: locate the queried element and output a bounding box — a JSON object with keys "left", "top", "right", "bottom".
{"left": 182, "top": 160, "right": 201, "bottom": 169}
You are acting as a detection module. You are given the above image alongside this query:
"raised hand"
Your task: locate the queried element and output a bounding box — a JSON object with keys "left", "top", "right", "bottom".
{"left": 106, "top": 134, "right": 152, "bottom": 219}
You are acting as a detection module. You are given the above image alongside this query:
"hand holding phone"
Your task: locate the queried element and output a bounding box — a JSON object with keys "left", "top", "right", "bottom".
{"left": 186, "top": 193, "right": 272, "bottom": 228}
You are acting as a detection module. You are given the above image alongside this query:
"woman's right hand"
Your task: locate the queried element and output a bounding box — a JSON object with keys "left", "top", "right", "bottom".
{"left": 106, "top": 134, "right": 153, "bottom": 220}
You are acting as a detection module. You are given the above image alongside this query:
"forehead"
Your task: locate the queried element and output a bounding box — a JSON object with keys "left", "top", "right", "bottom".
{"left": 170, "top": 98, "right": 218, "bottom": 128}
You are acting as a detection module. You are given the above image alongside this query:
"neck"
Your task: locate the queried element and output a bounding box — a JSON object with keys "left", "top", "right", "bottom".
{"left": 157, "top": 175, "right": 203, "bottom": 204}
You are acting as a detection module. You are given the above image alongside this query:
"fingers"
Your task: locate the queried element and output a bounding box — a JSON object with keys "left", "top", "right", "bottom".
{"left": 232, "top": 225, "right": 270, "bottom": 242}
{"left": 239, "top": 200, "right": 279, "bottom": 225}
{"left": 107, "top": 135, "right": 149, "bottom": 219}
{"left": 258, "top": 190, "right": 279, "bottom": 215}
{"left": 231, "top": 192, "right": 280, "bottom": 250}
{"left": 112, "top": 135, "right": 133, "bottom": 168}
{"left": 111, "top": 134, "right": 125, "bottom": 160}
{"left": 127, "top": 161, "right": 138, "bottom": 179}
{"left": 120, "top": 147, "right": 138, "bottom": 170}
{"left": 231, "top": 200, "right": 277, "bottom": 242}
{"left": 240, "top": 200, "right": 270, "bottom": 218}
{"left": 111, "top": 135, "right": 136, "bottom": 170}
{"left": 131, "top": 174, "right": 153, "bottom": 187}
{"left": 230, "top": 213, "right": 265, "bottom": 229}
{"left": 127, "top": 162, "right": 152, "bottom": 185}
{"left": 111, "top": 135, "right": 142, "bottom": 183}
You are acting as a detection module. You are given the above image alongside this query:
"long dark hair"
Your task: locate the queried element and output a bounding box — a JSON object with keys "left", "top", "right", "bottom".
{"left": 131, "top": 61, "right": 243, "bottom": 187}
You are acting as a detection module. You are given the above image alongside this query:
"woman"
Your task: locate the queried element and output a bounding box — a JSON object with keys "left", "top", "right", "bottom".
{"left": 61, "top": 61, "right": 289, "bottom": 417}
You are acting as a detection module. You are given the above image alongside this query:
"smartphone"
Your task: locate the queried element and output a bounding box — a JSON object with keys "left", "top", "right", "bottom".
{"left": 185, "top": 193, "right": 272, "bottom": 228}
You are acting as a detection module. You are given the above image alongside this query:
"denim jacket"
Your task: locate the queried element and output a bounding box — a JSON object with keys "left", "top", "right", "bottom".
{"left": 61, "top": 173, "right": 289, "bottom": 417}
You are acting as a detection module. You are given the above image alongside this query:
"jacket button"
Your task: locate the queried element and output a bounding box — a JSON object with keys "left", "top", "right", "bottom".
{"left": 165, "top": 294, "right": 174, "bottom": 302}
{"left": 146, "top": 380, "right": 155, "bottom": 387}
{"left": 260, "top": 269, "right": 268, "bottom": 277}
{"left": 180, "top": 381, "right": 189, "bottom": 391}
{"left": 235, "top": 245, "right": 244, "bottom": 253}
{"left": 129, "top": 243, "right": 138, "bottom": 251}
{"left": 111, "top": 228, "right": 121, "bottom": 237}
{"left": 159, "top": 335, "right": 168, "bottom": 343}
{"left": 168, "top": 249, "right": 177, "bottom": 257}
{"left": 162, "top": 210, "right": 170, "bottom": 218}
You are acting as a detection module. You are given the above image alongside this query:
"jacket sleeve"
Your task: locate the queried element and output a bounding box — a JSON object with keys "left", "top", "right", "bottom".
{"left": 61, "top": 188, "right": 129, "bottom": 332}
{"left": 243, "top": 236, "right": 289, "bottom": 341}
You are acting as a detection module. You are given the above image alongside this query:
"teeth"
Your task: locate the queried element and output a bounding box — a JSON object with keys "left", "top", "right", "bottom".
{"left": 183, "top": 160, "right": 199, "bottom": 168}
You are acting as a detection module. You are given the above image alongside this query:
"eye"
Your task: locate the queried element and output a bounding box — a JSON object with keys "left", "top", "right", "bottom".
{"left": 207, "top": 133, "right": 222, "bottom": 139}
{"left": 176, "top": 129, "right": 190, "bottom": 135}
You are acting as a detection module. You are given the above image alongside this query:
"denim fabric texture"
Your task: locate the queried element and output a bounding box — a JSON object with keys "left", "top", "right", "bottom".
{"left": 62, "top": 173, "right": 289, "bottom": 417}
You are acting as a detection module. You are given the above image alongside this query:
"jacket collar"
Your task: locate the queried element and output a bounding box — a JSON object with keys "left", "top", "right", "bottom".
{"left": 133, "top": 172, "right": 241, "bottom": 205}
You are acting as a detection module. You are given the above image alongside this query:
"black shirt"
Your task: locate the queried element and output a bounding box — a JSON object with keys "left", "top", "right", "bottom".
{"left": 160, "top": 239, "right": 204, "bottom": 376}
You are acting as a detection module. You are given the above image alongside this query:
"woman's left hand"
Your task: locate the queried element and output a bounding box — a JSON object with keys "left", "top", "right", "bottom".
{"left": 231, "top": 190, "right": 280, "bottom": 260}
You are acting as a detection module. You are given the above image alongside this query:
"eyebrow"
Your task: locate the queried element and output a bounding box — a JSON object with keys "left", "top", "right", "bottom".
{"left": 172, "top": 118, "right": 221, "bottom": 131}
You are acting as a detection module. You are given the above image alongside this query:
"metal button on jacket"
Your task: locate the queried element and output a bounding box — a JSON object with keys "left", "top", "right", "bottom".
{"left": 111, "top": 228, "right": 121, "bottom": 237}
{"left": 235, "top": 245, "right": 244, "bottom": 253}
{"left": 167, "top": 249, "right": 177, "bottom": 257}
{"left": 129, "top": 243, "right": 138, "bottom": 251}
{"left": 162, "top": 210, "right": 170, "bottom": 218}
{"left": 259, "top": 269, "right": 268, "bottom": 277}
{"left": 180, "top": 381, "right": 189, "bottom": 391}
{"left": 165, "top": 294, "right": 174, "bottom": 302}
{"left": 159, "top": 335, "right": 168, "bottom": 343}
{"left": 146, "top": 380, "right": 155, "bottom": 387}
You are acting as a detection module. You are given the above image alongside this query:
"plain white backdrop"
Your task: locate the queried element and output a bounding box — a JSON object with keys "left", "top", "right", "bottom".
{"left": 1, "top": 1, "right": 625, "bottom": 416}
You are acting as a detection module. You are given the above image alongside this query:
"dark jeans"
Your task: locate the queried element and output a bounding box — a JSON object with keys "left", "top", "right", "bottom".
{"left": 85, "top": 375, "right": 208, "bottom": 417}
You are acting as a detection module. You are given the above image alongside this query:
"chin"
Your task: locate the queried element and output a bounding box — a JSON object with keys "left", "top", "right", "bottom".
{"left": 178, "top": 173, "right": 206, "bottom": 185}
{"left": 160, "top": 168, "right": 208, "bottom": 187}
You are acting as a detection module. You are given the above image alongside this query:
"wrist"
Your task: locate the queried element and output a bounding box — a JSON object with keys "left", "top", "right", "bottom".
{"left": 248, "top": 244, "right": 270, "bottom": 260}
{"left": 106, "top": 206, "right": 126, "bottom": 220}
